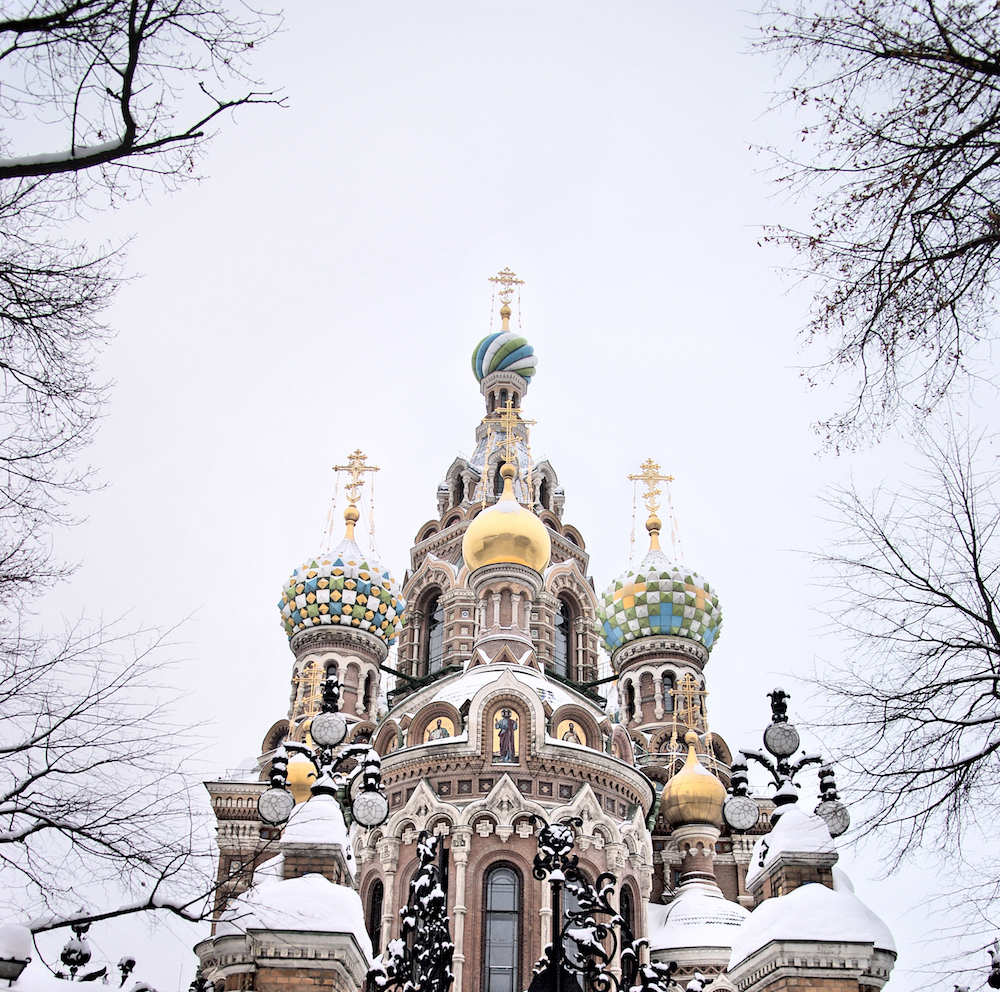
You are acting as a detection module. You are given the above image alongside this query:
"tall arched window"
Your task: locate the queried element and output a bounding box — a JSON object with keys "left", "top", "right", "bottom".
{"left": 554, "top": 602, "right": 570, "bottom": 677}
{"left": 664, "top": 673, "right": 675, "bottom": 713}
{"left": 367, "top": 879, "right": 384, "bottom": 956}
{"left": 484, "top": 865, "right": 519, "bottom": 992}
{"left": 626, "top": 681, "right": 636, "bottom": 723}
{"left": 423, "top": 594, "right": 445, "bottom": 675}
{"left": 620, "top": 885, "right": 635, "bottom": 940}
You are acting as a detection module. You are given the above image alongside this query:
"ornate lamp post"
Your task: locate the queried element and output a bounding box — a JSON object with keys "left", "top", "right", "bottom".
{"left": 527, "top": 816, "right": 681, "bottom": 992}
{"left": 723, "top": 688, "right": 850, "bottom": 838}
{"left": 256, "top": 675, "right": 389, "bottom": 830}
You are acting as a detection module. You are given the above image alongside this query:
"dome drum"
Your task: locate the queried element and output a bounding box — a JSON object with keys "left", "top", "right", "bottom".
{"left": 289, "top": 625, "right": 390, "bottom": 666}
{"left": 467, "top": 561, "right": 544, "bottom": 601}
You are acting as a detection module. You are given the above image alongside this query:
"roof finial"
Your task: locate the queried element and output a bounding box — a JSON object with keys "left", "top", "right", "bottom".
{"left": 332, "top": 449, "right": 379, "bottom": 540}
{"left": 628, "top": 458, "right": 674, "bottom": 552}
{"left": 489, "top": 267, "right": 524, "bottom": 331}
{"left": 488, "top": 398, "right": 536, "bottom": 500}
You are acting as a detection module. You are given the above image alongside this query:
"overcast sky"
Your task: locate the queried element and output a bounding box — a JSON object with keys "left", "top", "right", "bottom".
{"left": 25, "top": 2, "right": 1000, "bottom": 987}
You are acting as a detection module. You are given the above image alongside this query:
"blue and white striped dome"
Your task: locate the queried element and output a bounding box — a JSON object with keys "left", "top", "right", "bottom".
{"left": 472, "top": 330, "right": 537, "bottom": 382}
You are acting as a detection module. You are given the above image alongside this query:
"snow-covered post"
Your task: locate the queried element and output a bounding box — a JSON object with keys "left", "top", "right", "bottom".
{"left": 368, "top": 832, "right": 454, "bottom": 992}
{"left": 0, "top": 924, "right": 31, "bottom": 985}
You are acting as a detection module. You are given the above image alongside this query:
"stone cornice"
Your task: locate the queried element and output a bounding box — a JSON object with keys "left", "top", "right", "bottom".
{"left": 289, "top": 625, "right": 388, "bottom": 663}
{"left": 613, "top": 635, "right": 708, "bottom": 671}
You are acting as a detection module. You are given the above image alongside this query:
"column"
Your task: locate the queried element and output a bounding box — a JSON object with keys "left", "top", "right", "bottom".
{"left": 653, "top": 675, "right": 664, "bottom": 721}
{"left": 378, "top": 837, "right": 400, "bottom": 954}
{"left": 451, "top": 825, "right": 472, "bottom": 992}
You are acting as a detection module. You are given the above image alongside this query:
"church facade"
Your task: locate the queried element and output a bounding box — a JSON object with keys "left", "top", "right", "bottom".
{"left": 195, "top": 273, "right": 897, "bottom": 992}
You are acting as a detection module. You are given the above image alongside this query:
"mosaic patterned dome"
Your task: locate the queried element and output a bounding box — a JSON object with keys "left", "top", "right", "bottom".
{"left": 278, "top": 538, "right": 405, "bottom": 644}
{"left": 472, "top": 328, "right": 537, "bottom": 382}
{"left": 597, "top": 546, "right": 722, "bottom": 655}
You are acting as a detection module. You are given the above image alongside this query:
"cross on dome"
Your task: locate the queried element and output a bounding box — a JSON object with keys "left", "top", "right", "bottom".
{"left": 333, "top": 449, "right": 379, "bottom": 506}
{"left": 488, "top": 267, "right": 524, "bottom": 305}
{"left": 628, "top": 457, "right": 674, "bottom": 517}
{"left": 491, "top": 397, "right": 535, "bottom": 471}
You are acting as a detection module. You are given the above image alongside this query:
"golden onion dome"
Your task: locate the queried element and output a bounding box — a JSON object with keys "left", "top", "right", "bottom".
{"left": 286, "top": 754, "right": 316, "bottom": 805}
{"left": 462, "top": 463, "right": 551, "bottom": 574}
{"left": 661, "top": 731, "right": 726, "bottom": 827}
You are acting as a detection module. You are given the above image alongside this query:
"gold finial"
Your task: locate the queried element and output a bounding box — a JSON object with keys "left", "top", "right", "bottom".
{"left": 490, "top": 398, "right": 536, "bottom": 482}
{"left": 489, "top": 268, "right": 524, "bottom": 331}
{"left": 332, "top": 449, "right": 379, "bottom": 540}
{"left": 628, "top": 458, "right": 674, "bottom": 551}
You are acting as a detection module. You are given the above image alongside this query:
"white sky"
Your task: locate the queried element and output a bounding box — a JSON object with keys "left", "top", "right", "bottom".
{"left": 23, "top": 1, "right": 1000, "bottom": 987}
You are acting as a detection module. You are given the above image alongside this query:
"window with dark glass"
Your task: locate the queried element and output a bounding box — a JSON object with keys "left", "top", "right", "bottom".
{"left": 367, "top": 880, "right": 383, "bottom": 955}
{"left": 425, "top": 595, "right": 445, "bottom": 674}
{"left": 484, "top": 865, "right": 519, "bottom": 992}
{"left": 664, "top": 674, "right": 675, "bottom": 712}
{"left": 620, "top": 886, "right": 635, "bottom": 940}
{"left": 553, "top": 601, "right": 570, "bottom": 678}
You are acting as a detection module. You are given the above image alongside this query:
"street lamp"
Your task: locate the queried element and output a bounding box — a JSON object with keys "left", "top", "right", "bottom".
{"left": 257, "top": 675, "right": 389, "bottom": 829}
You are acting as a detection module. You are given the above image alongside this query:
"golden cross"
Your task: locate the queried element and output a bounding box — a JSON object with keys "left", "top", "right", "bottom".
{"left": 488, "top": 267, "right": 525, "bottom": 305}
{"left": 293, "top": 663, "right": 326, "bottom": 713}
{"left": 669, "top": 673, "right": 708, "bottom": 727}
{"left": 333, "top": 449, "right": 379, "bottom": 505}
{"left": 628, "top": 458, "right": 674, "bottom": 516}
{"left": 491, "top": 398, "right": 535, "bottom": 468}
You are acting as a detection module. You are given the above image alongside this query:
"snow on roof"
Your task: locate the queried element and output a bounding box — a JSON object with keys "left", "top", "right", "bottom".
{"left": 744, "top": 805, "right": 836, "bottom": 889}
{"left": 216, "top": 873, "right": 372, "bottom": 960}
{"left": 728, "top": 881, "right": 896, "bottom": 968}
{"left": 281, "top": 794, "right": 351, "bottom": 860}
{"left": 431, "top": 666, "right": 577, "bottom": 711}
{"left": 648, "top": 883, "right": 750, "bottom": 952}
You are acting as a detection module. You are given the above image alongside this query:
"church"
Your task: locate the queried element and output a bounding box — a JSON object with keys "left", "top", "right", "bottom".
{"left": 194, "top": 271, "right": 897, "bottom": 992}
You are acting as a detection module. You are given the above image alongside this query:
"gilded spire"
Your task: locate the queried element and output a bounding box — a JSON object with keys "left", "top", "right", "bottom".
{"left": 332, "top": 449, "right": 379, "bottom": 540}
{"left": 628, "top": 458, "right": 674, "bottom": 552}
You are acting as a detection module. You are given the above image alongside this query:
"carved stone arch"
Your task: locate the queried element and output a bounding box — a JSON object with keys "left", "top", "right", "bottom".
{"left": 465, "top": 668, "right": 546, "bottom": 765}
{"left": 374, "top": 720, "right": 400, "bottom": 756}
{"left": 561, "top": 525, "right": 585, "bottom": 549}
{"left": 629, "top": 729, "right": 648, "bottom": 755}
{"left": 550, "top": 782, "right": 622, "bottom": 846}
{"left": 478, "top": 690, "right": 533, "bottom": 765}
{"left": 610, "top": 725, "right": 635, "bottom": 766}
{"left": 443, "top": 512, "right": 463, "bottom": 529}
{"left": 409, "top": 700, "right": 463, "bottom": 744}
{"left": 350, "top": 720, "right": 377, "bottom": 743}
{"left": 261, "top": 719, "right": 289, "bottom": 753}
{"left": 540, "top": 510, "right": 562, "bottom": 533}
{"left": 416, "top": 520, "right": 440, "bottom": 544}
{"left": 461, "top": 775, "right": 547, "bottom": 828}
{"left": 534, "top": 460, "right": 558, "bottom": 511}
{"left": 383, "top": 779, "right": 461, "bottom": 839}
{"left": 445, "top": 457, "right": 470, "bottom": 509}
{"left": 550, "top": 704, "right": 601, "bottom": 751}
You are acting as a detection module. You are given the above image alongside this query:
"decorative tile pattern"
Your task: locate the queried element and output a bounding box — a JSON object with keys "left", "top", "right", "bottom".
{"left": 596, "top": 551, "right": 722, "bottom": 655}
{"left": 472, "top": 331, "right": 537, "bottom": 381}
{"left": 278, "top": 543, "right": 405, "bottom": 643}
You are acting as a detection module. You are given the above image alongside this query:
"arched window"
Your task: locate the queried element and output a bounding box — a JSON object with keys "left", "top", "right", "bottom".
{"left": 553, "top": 601, "right": 570, "bottom": 678}
{"left": 620, "top": 885, "right": 635, "bottom": 939}
{"left": 499, "top": 388, "right": 508, "bottom": 408}
{"left": 484, "top": 865, "right": 520, "bottom": 992}
{"left": 538, "top": 477, "right": 550, "bottom": 510}
{"left": 367, "top": 879, "right": 384, "bottom": 956}
{"left": 626, "top": 681, "right": 636, "bottom": 722}
{"left": 423, "top": 594, "right": 445, "bottom": 675}
{"left": 494, "top": 463, "right": 504, "bottom": 498}
{"left": 664, "top": 673, "right": 675, "bottom": 713}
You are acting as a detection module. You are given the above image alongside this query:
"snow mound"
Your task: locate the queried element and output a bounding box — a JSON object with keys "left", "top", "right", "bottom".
{"left": 648, "top": 883, "right": 749, "bottom": 952}
{"left": 216, "top": 873, "right": 372, "bottom": 960}
{"left": 281, "top": 794, "right": 351, "bottom": 851}
{"left": 728, "top": 881, "right": 896, "bottom": 968}
{"left": 744, "top": 805, "right": 835, "bottom": 888}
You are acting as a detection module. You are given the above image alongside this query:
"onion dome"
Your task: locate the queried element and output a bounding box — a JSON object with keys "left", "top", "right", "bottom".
{"left": 661, "top": 732, "right": 726, "bottom": 827}
{"left": 278, "top": 506, "right": 405, "bottom": 643}
{"left": 472, "top": 305, "right": 537, "bottom": 381}
{"left": 597, "top": 513, "right": 721, "bottom": 655}
{"left": 462, "top": 463, "right": 551, "bottom": 573}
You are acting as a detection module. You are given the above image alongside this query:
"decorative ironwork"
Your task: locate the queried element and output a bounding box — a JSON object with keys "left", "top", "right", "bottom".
{"left": 528, "top": 816, "right": 683, "bottom": 992}
{"left": 738, "top": 687, "right": 822, "bottom": 823}
{"left": 369, "top": 832, "right": 454, "bottom": 992}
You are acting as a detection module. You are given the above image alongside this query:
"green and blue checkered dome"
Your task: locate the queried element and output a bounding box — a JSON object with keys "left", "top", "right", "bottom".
{"left": 472, "top": 330, "right": 537, "bottom": 381}
{"left": 597, "top": 548, "right": 722, "bottom": 655}
{"left": 278, "top": 538, "right": 405, "bottom": 644}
